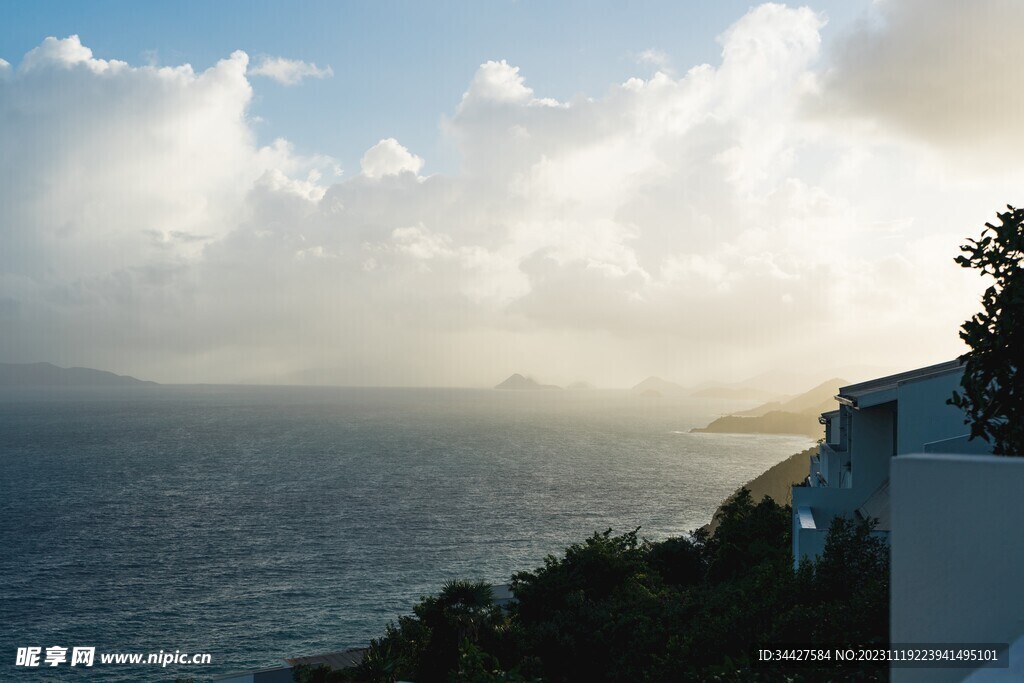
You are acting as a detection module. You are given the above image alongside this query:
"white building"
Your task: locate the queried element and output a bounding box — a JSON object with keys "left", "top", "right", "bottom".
{"left": 791, "top": 359, "right": 993, "bottom": 566}
{"left": 891, "top": 453, "right": 1024, "bottom": 682}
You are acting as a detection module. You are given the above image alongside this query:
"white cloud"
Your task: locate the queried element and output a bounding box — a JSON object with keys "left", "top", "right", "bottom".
{"left": 392, "top": 225, "right": 454, "bottom": 260}
{"left": 360, "top": 138, "right": 424, "bottom": 178}
{"left": 2, "top": 10, "right": 1018, "bottom": 387}
{"left": 635, "top": 48, "right": 672, "bottom": 74}
{"left": 457, "top": 59, "right": 564, "bottom": 113}
{"left": 249, "top": 56, "right": 333, "bottom": 85}
{"left": 17, "top": 35, "right": 129, "bottom": 73}
{"left": 460, "top": 59, "right": 533, "bottom": 106}
{"left": 0, "top": 39, "right": 267, "bottom": 279}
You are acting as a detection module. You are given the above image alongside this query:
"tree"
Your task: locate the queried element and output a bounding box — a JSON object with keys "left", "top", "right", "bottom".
{"left": 950, "top": 205, "right": 1024, "bottom": 455}
{"left": 342, "top": 494, "right": 889, "bottom": 683}
{"left": 355, "top": 579, "right": 512, "bottom": 683}
{"left": 700, "top": 488, "right": 791, "bottom": 583}
{"left": 510, "top": 528, "right": 658, "bottom": 683}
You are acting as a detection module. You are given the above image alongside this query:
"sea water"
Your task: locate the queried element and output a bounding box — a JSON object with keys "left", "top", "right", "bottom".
{"left": 0, "top": 385, "right": 813, "bottom": 681}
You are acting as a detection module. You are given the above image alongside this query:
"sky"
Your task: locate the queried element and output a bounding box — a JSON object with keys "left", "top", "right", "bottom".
{"left": 1, "top": 0, "right": 1021, "bottom": 388}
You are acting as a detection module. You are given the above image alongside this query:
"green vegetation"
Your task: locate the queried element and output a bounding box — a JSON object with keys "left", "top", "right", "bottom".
{"left": 703, "top": 447, "right": 817, "bottom": 536}
{"left": 692, "top": 379, "right": 846, "bottom": 438}
{"left": 950, "top": 205, "right": 1024, "bottom": 455}
{"left": 297, "top": 490, "right": 888, "bottom": 683}
{"left": 692, "top": 410, "right": 823, "bottom": 438}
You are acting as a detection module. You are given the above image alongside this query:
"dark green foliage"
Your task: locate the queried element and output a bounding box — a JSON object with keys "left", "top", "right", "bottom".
{"left": 355, "top": 637, "right": 403, "bottom": 683}
{"left": 346, "top": 579, "right": 519, "bottom": 683}
{"left": 809, "top": 518, "right": 889, "bottom": 643}
{"left": 510, "top": 528, "right": 666, "bottom": 682}
{"left": 655, "top": 491, "right": 798, "bottom": 680}
{"left": 950, "top": 205, "right": 1024, "bottom": 455}
{"left": 451, "top": 640, "right": 541, "bottom": 682}
{"left": 340, "top": 490, "right": 889, "bottom": 682}
{"left": 646, "top": 534, "right": 704, "bottom": 587}
{"left": 769, "top": 520, "right": 890, "bottom": 682}
{"left": 512, "top": 527, "right": 647, "bottom": 621}
{"left": 700, "top": 488, "right": 792, "bottom": 583}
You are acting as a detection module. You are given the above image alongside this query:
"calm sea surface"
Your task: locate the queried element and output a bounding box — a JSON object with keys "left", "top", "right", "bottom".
{"left": 0, "top": 385, "right": 812, "bottom": 681}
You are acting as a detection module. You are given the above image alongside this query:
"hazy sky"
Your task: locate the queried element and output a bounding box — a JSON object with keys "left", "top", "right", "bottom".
{"left": 1, "top": 0, "right": 1021, "bottom": 387}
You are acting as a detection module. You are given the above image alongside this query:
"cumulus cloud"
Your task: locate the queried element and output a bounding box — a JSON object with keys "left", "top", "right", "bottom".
{"left": 461, "top": 59, "right": 534, "bottom": 106}
{"left": 17, "top": 34, "right": 122, "bottom": 72}
{"left": 457, "top": 59, "right": 564, "bottom": 112}
{"left": 360, "top": 138, "right": 425, "bottom": 178}
{"left": 249, "top": 56, "right": 333, "bottom": 85}
{"left": 0, "top": 36, "right": 266, "bottom": 282}
{"left": 1, "top": 8, "right": 1018, "bottom": 387}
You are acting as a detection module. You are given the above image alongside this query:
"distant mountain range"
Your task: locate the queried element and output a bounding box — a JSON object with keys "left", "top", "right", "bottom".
{"left": 691, "top": 378, "right": 847, "bottom": 437}
{"left": 0, "top": 362, "right": 156, "bottom": 387}
{"left": 688, "top": 385, "right": 781, "bottom": 401}
{"left": 494, "top": 373, "right": 561, "bottom": 391}
{"left": 630, "top": 375, "right": 782, "bottom": 401}
{"left": 731, "top": 378, "right": 847, "bottom": 418}
{"left": 723, "top": 364, "right": 900, "bottom": 396}
{"left": 631, "top": 376, "right": 689, "bottom": 397}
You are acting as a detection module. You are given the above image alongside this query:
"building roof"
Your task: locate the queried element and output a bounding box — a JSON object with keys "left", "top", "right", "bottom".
{"left": 213, "top": 665, "right": 293, "bottom": 683}
{"left": 285, "top": 648, "right": 367, "bottom": 670}
{"left": 818, "top": 409, "right": 840, "bottom": 424}
{"left": 836, "top": 359, "right": 962, "bottom": 408}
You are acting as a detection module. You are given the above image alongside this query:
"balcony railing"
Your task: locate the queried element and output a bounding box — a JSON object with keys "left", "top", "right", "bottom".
{"left": 820, "top": 442, "right": 845, "bottom": 456}
{"left": 817, "top": 442, "right": 852, "bottom": 489}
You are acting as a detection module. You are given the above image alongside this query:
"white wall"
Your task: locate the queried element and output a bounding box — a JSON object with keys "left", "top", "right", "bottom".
{"left": 791, "top": 486, "right": 864, "bottom": 565}
{"left": 851, "top": 404, "right": 895, "bottom": 495}
{"left": 896, "top": 371, "right": 973, "bottom": 455}
{"left": 891, "top": 454, "right": 1024, "bottom": 682}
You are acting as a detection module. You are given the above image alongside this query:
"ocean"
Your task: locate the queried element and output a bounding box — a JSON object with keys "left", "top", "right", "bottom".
{"left": 0, "top": 385, "right": 813, "bottom": 681}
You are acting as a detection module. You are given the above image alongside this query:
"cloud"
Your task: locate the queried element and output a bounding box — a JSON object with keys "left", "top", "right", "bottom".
{"left": 249, "top": 56, "right": 333, "bottom": 85}
{"left": 0, "top": 37, "right": 265, "bottom": 281}
{"left": 457, "top": 60, "right": 563, "bottom": 112}
{"left": 17, "top": 34, "right": 126, "bottom": 73}
{"left": 461, "top": 59, "right": 534, "bottom": 106}
{"left": 635, "top": 48, "right": 672, "bottom": 73}
{"left": 0, "top": 36, "right": 334, "bottom": 376}
{"left": 360, "top": 138, "right": 425, "bottom": 178}
{"left": 2, "top": 10, "right": 1018, "bottom": 387}
{"left": 813, "top": 0, "right": 1024, "bottom": 159}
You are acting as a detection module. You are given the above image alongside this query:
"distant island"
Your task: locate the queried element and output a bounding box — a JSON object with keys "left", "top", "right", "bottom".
{"left": 691, "top": 378, "right": 846, "bottom": 437}
{"left": 630, "top": 376, "right": 688, "bottom": 397}
{"left": 631, "top": 375, "right": 783, "bottom": 401}
{"left": 494, "top": 373, "right": 561, "bottom": 390}
{"left": 0, "top": 362, "right": 156, "bottom": 387}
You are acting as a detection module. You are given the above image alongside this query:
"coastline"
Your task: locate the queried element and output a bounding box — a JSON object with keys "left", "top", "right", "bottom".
{"left": 702, "top": 445, "right": 816, "bottom": 535}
